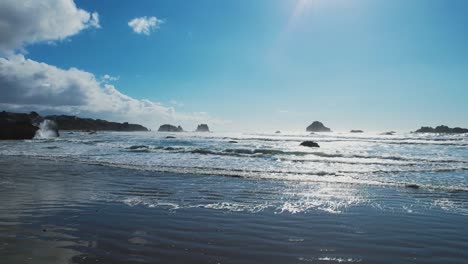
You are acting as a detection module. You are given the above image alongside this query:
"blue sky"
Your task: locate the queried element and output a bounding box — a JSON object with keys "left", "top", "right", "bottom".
{"left": 1, "top": 0, "right": 468, "bottom": 131}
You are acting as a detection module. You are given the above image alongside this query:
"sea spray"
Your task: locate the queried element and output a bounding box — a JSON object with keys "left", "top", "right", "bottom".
{"left": 34, "top": 120, "right": 60, "bottom": 139}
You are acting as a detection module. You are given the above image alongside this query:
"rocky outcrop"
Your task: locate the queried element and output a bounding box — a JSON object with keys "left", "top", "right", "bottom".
{"left": 380, "top": 131, "right": 396, "bottom": 135}
{"left": 275, "top": 131, "right": 281, "bottom": 134}
{"left": 196, "top": 124, "right": 210, "bottom": 132}
{"left": 0, "top": 111, "right": 40, "bottom": 140}
{"left": 306, "top": 121, "right": 331, "bottom": 132}
{"left": 158, "top": 124, "right": 183, "bottom": 132}
{"left": 0, "top": 111, "right": 60, "bottom": 140}
{"left": 300, "top": 141, "right": 320, "bottom": 148}
{"left": 415, "top": 125, "right": 468, "bottom": 134}
{"left": 350, "top": 130, "right": 364, "bottom": 133}
{"left": 45, "top": 115, "right": 148, "bottom": 131}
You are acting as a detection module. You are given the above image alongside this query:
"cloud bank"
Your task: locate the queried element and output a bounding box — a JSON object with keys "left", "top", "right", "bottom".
{"left": 0, "top": 55, "right": 218, "bottom": 128}
{"left": 128, "top": 16, "right": 164, "bottom": 35}
{"left": 0, "top": 0, "right": 100, "bottom": 53}
{"left": 0, "top": 0, "right": 218, "bottom": 129}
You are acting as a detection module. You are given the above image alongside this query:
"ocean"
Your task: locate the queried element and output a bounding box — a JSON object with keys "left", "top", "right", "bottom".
{"left": 0, "top": 131, "right": 467, "bottom": 263}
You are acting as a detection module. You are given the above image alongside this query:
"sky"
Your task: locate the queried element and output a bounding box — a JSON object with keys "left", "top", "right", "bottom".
{"left": 1, "top": 0, "right": 468, "bottom": 132}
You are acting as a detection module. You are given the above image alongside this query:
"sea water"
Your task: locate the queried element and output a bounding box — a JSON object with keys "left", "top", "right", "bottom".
{"left": 0, "top": 131, "right": 467, "bottom": 263}
{"left": 0, "top": 131, "right": 466, "bottom": 215}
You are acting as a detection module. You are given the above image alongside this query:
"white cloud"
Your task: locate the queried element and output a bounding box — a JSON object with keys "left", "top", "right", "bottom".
{"left": 0, "top": 0, "right": 100, "bottom": 53}
{"left": 0, "top": 55, "right": 220, "bottom": 129}
{"left": 101, "top": 74, "right": 120, "bottom": 83}
{"left": 128, "top": 16, "right": 164, "bottom": 35}
{"left": 89, "top": 12, "right": 101, "bottom": 28}
{"left": 0, "top": 1, "right": 220, "bottom": 129}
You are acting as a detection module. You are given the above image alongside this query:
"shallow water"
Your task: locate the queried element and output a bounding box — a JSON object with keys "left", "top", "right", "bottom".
{"left": 2, "top": 131, "right": 468, "bottom": 194}
{"left": 0, "top": 131, "right": 467, "bottom": 263}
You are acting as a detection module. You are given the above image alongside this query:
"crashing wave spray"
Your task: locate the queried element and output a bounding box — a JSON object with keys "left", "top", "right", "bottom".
{"left": 34, "top": 120, "right": 60, "bottom": 139}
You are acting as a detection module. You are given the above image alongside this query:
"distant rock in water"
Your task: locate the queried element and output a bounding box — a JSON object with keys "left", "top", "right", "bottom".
{"left": 0, "top": 111, "right": 41, "bottom": 140}
{"left": 306, "top": 121, "right": 331, "bottom": 132}
{"left": 415, "top": 125, "right": 468, "bottom": 134}
{"left": 128, "top": 145, "right": 149, "bottom": 150}
{"left": 405, "top": 184, "right": 420, "bottom": 189}
{"left": 300, "top": 141, "right": 320, "bottom": 148}
{"left": 380, "top": 131, "right": 396, "bottom": 136}
{"left": 275, "top": 131, "right": 281, "bottom": 134}
{"left": 350, "top": 130, "right": 364, "bottom": 133}
{"left": 158, "top": 124, "right": 184, "bottom": 132}
{"left": 228, "top": 140, "right": 238, "bottom": 143}
{"left": 45, "top": 115, "right": 148, "bottom": 132}
{"left": 196, "top": 124, "right": 210, "bottom": 132}
{"left": 166, "top": 136, "right": 176, "bottom": 139}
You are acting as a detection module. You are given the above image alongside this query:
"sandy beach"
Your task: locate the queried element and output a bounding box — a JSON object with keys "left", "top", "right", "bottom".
{"left": 1, "top": 155, "right": 467, "bottom": 264}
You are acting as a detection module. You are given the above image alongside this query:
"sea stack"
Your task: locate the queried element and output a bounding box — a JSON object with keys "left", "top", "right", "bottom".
{"left": 306, "top": 121, "right": 331, "bottom": 132}
{"left": 350, "top": 130, "right": 364, "bottom": 133}
{"left": 158, "top": 124, "right": 184, "bottom": 132}
{"left": 195, "top": 124, "right": 210, "bottom": 132}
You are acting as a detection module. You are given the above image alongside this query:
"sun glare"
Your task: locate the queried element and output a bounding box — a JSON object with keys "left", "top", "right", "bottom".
{"left": 292, "top": 0, "right": 316, "bottom": 17}
{"left": 288, "top": 0, "right": 322, "bottom": 27}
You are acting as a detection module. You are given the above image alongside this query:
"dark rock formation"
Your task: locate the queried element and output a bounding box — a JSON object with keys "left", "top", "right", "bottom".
{"left": 275, "top": 131, "right": 281, "bottom": 134}
{"left": 196, "top": 124, "right": 210, "bottom": 132}
{"left": 128, "top": 145, "right": 149, "bottom": 150}
{"left": 350, "top": 130, "right": 364, "bottom": 133}
{"left": 405, "top": 184, "right": 420, "bottom": 189}
{"left": 452, "top": 127, "right": 468, "bottom": 133}
{"left": 0, "top": 111, "right": 41, "bottom": 140}
{"left": 46, "top": 115, "right": 148, "bottom": 131}
{"left": 306, "top": 121, "right": 331, "bottom": 132}
{"left": 165, "top": 136, "right": 176, "bottom": 139}
{"left": 415, "top": 125, "right": 468, "bottom": 134}
{"left": 158, "top": 124, "right": 183, "bottom": 132}
{"left": 380, "top": 131, "right": 396, "bottom": 136}
{"left": 300, "top": 141, "right": 320, "bottom": 148}
{"left": 228, "top": 140, "right": 238, "bottom": 143}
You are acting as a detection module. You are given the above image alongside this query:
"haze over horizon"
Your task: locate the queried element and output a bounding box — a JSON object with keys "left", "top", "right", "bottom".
{"left": 1, "top": 0, "right": 467, "bottom": 132}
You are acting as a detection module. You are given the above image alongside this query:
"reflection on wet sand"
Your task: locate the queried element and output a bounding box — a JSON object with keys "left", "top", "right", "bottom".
{"left": 1, "top": 157, "right": 467, "bottom": 263}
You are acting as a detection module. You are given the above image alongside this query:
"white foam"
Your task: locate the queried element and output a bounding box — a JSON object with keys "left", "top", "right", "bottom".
{"left": 34, "top": 120, "right": 59, "bottom": 139}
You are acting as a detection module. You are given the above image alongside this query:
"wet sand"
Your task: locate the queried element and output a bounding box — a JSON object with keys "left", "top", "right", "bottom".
{"left": 0, "top": 156, "right": 467, "bottom": 263}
